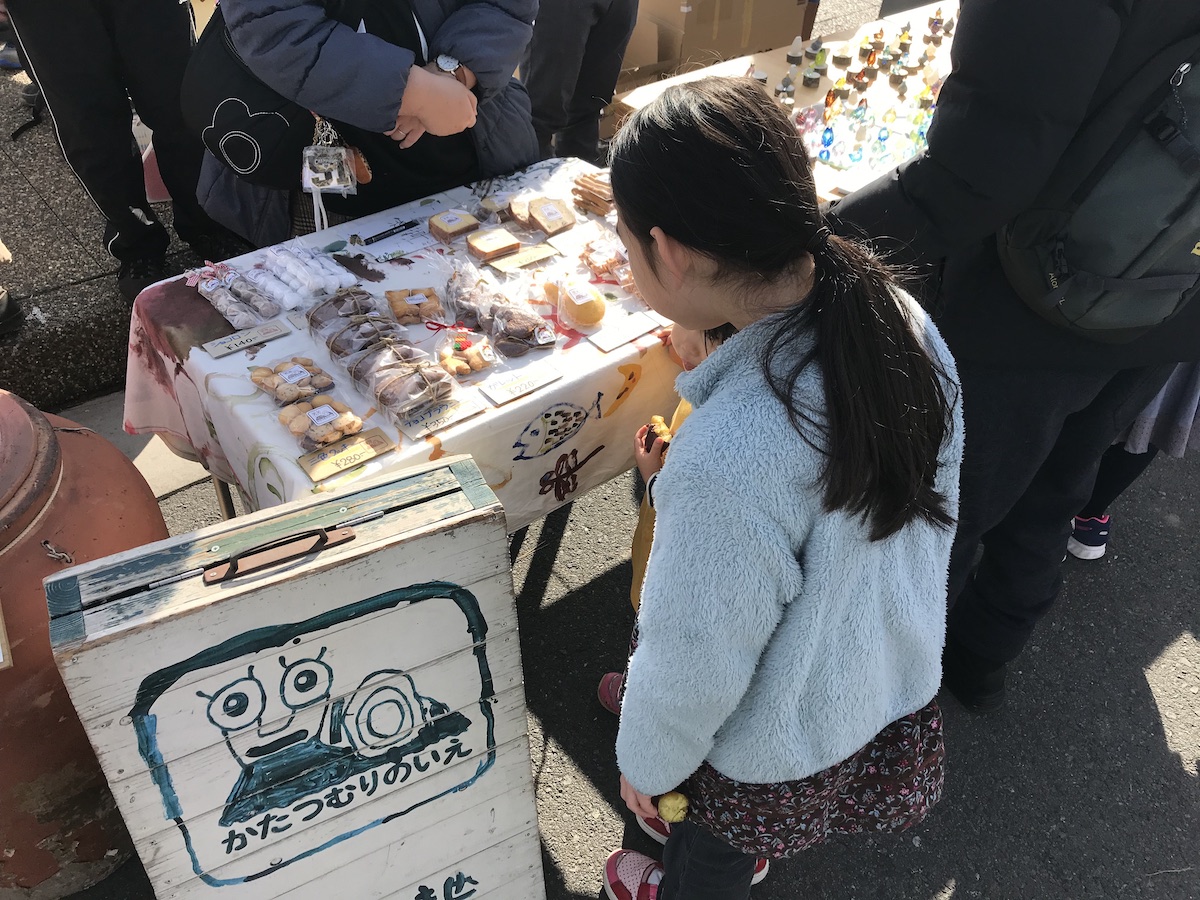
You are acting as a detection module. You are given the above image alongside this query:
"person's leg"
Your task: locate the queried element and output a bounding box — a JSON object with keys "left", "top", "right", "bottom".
{"left": 107, "top": 0, "right": 221, "bottom": 245}
{"left": 1078, "top": 443, "right": 1161, "bottom": 519}
{"left": 520, "top": 0, "right": 597, "bottom": 159}
{"left": 658, "top": 821, "right": 756, "bottom": 900}
{"left": 554, "top": 0, "right": 638, "bottom": 163}
{"left": 7, "top": 0, "right": 169, "bottom": 266}
{"left": 946, "top": 363, "right": 1174, "bottom": 669}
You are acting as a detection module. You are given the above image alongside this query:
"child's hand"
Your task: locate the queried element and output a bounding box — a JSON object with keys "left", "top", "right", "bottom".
{"left": 634, "top": 425, "right": 666, "bottom": 483}
{"left": 620, "top": 774, "right": 659, "bottom": 820}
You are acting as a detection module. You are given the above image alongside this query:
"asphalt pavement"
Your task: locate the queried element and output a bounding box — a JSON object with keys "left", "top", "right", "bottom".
{"left": 1, "top": 0, "right": 1197, "bottom": 896}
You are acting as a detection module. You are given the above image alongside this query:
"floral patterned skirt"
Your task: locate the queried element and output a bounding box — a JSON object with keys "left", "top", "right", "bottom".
{"left": 682, "top": 700, "right": 945, "bottom": 859}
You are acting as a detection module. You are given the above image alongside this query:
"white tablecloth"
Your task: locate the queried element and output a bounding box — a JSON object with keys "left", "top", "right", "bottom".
{"left": 123, "top": 159, "right": 681, "bottom": 531}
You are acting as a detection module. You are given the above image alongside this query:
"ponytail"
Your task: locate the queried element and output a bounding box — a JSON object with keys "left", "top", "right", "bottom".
{"left": 609, "top": 76, "right": 955, "bottom": 540}
{"left": 762, "top": 230, "right": 955, "bottom": 541}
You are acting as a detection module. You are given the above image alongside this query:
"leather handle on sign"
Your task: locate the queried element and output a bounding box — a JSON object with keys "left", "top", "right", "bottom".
{"left": 203, "top": 527, "right": 356, "bottom": 585}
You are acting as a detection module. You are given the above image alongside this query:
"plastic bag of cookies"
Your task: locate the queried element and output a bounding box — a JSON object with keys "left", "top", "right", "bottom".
{"left": 277, "top": 397, "right": 365, "bottom": 452}
{"left": 250, "top": 357, "right": 336, "bottom": 405}
{"left": 434, "top": 326, "right": 502, "bottom": 379}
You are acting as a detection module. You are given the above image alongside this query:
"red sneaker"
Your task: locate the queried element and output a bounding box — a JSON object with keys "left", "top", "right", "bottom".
{"left": 636, "top": 817, "right": 770, "bottom": 884}
{"left": 598, "top": 672, "right": 624, "bottom": 715}
{"left": 603, "top": 849, "right": 663, "bottom": 900}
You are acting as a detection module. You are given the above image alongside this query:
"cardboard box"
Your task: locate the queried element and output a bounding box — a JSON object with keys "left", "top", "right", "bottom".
{"left": 641, "top": 0, "right": 808, "bottom": 68}
{"left": 47, "top": 457, "right": 544, "bottom": 900}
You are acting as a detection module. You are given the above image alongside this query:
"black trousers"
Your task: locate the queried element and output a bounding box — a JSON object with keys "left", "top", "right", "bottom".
{"left": 946, "top": 360, "right": 1174, "bottom": 663}
{"left": 659, "top": 821, "right": 756, "bottom": 900}
{"left": 519, "top": 0, "right": 638, "bottom": 163}
{"left": 7, "top": 0, "right": 214, "bottom": 262}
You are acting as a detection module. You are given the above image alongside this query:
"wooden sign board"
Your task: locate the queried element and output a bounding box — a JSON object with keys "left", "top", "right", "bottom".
{"left": 46, "top": 457, "right": 544, "bottom": 900}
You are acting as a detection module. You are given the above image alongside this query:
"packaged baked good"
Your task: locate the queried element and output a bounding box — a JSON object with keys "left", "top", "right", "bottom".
{"left": 467, "top": 228, "right": 521, "bottom": 262}
{"left": 219, "top": 267, "right": 281, "bottom": 318}
{"left": 191, "top": 269, "right": 260, "bottom": 329}
{"left": 580, "top": 238, "right": 627, "bottom": 278}
{"left": 572, "top": 171, "right": 615, "bottom": 217}
{"left": 343, "top": 337, "right": 424, "bottom": 391}
{"left": 277, "top": 397, "right": 365, "bottom": 451}
{"left": 250, "top": 357, "right": 335, "bottom": 405}
{"left": 306, "top": 287, "right": 379, "bottom": 330}
{"left": 508, "top": 191, "right": 540, "bottom": 229}
{"left": 386, "top": 287, "right": 443, "bottom": 325}
{"left": 320, "top": 314, "right": 406, "bottom": 360}
{"left": 428, "top": 209, "right": 480, "bottom": 244}
{"left": 374, "top": 361, "right": 456, "bottom": 420}
{"left": 528, "top": 197, "right": 576, "bottom": 236}
{"left": 479, "top": 193, "right": 512, "bottom": 220}
{"left": 546, "top": 279, "right": 608, "bottom": 329}
{"left": 443, "top": 264, "right": 557, "bottom": 356}
{"left": 435, "top": 327, "right": 501, "bottom": 378}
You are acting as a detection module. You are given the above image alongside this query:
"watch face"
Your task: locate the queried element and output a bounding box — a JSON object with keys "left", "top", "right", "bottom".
{"left": 437, "top": 54, "right": 460, "bottom": 73}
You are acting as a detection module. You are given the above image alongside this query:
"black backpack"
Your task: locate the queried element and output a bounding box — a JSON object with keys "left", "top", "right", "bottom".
{"left": 997, "top": 31, "right": 1200, "bottom": 343}
{"left": 180, "top": 2, "right": 364, "bottom": 191}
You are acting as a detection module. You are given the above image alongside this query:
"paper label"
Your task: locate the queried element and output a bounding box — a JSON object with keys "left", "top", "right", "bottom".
{"left": 567, "top": 286, "right": 593, "bottom": 306}
{"left": 439, "top": 213, "right": 462, "bottom": 227}
{"left": 480, "top": 344, "right": 498, "bottom": 363}
{"left": 539, "top": 204, "right": 564, "bottom": 222}
{"left": 489, "top": 243, "right": 560, "bottom": 273}
{"left": 534, "top": 325, "right": 557, "bottom": 346}
{"left": 297, "top": 427, "right": 393, "bottom": 483}
{"left": 588, "top": 311, "right": 658, "bottom": 353}
{"left": 479, "top": 363, "right": 562, "bottom": 406}
{"left": 202, "top": 321, "right": 290, "bottom": 358}
{"left": 395, "top": 394, "right": 487, "bottom": 440}
{"left": 279, "top": 364, "right": 311, "bottom": 384}
{"left": 306, "top": 405, "right": 339, "bottom": 426}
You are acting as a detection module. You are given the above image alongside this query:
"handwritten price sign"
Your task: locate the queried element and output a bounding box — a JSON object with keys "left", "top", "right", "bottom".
{"left": 297, "top": 428, "right": 393, "bottom": 482}
{"left": 479, "top": 363, "right": 562, "bottom": 406}
{"left": 395, "top": 395, "right": 487, "bottom": 441}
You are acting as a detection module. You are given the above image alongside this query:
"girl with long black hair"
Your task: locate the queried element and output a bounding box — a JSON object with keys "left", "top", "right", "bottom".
{"left": 603, "top": 77, "right": 964, "bottom": 900}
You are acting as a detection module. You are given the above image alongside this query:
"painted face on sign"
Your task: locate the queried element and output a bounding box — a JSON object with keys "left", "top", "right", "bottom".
{"left": 199, "top": 650, "right": 335, "bottom": 767}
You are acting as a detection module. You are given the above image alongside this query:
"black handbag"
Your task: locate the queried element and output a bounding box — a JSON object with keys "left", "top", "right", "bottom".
{"left": 181, "top": 5, "right": 342, "bottom": 191}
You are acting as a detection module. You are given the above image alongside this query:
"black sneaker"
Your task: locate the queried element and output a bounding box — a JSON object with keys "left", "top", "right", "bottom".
{"left": 941, "top": 635, "right": 1007, "bottom": 713}
{"left": 117, "top": 256, "right": 170, "bottom": 303}
{"left": 0, "top": 286, "right": 23, "bottom": 338}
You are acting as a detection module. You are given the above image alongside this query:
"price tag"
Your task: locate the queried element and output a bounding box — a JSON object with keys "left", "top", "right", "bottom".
{"left": 489, "top": 243, "right": 560, "bottom": 274}
{"left": 306, "top": 405, "right": 340, "bottom": 426}
{"left": 440, "top": 213, "right": 462, "bottom": 227}
{"left": 538, "top": 203, "right": 564, "bottom": 222}
{"left": 278, "top": 364, "right": 311, "bottom": 384}
{"left": 297, "top": 427, "right": 393, "bottom": 483}
{"left": 395, "top": 394, "right": 487, "bottom": 440}
{"left": 588, "top": 311, "right": 659, "bottom": 353}
{"left": 202, "top": 321, "right": 291, "bottom": 358}
{"left": 479, "top": 362, "right": 562, "bottom": 406}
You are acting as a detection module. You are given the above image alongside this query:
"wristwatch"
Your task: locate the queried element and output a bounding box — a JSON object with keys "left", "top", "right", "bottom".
{"left": 436, "top": 54, "right": 462, "bottom": 79}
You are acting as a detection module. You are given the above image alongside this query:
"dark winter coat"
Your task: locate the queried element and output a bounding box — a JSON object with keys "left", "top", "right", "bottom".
{"left": 829, "top": 0, "right": 1200, "bottom": 370}
{"left": 198, "top": 0, "right": 539, "bottom": 245}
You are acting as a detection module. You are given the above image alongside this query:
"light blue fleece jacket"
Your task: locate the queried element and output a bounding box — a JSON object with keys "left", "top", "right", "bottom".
{"left": 616, "top": 294, "right": 964, "bottom": 794}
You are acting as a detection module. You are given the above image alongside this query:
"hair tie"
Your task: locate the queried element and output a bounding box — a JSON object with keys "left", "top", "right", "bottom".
{"left": 805, "top": 227, "right": 831, "bottom": 254}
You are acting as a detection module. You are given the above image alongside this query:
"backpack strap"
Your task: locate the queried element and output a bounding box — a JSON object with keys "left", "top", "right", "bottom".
{"left": 1039, "top": 31, "right": 1200, "bottom": 209}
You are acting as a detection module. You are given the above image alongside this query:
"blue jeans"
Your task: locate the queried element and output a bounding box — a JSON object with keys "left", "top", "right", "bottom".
{"left": 659, "top": 821, "right": 756, "bottom": 900}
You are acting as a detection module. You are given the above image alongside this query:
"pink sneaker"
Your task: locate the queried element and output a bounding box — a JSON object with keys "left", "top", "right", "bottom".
{"left": 636, "top": 816, "right": 770, "bottom": 884}
{"left": 598, "top": 672, "right": 624, "bottom": 715}
{"left": 603, "top": 849, "right": 663, "bottom": 900}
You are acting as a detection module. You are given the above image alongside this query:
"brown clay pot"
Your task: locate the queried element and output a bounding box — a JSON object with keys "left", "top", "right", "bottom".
{"left": 0, "top": 390, "right": 169, "bottom": 898}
